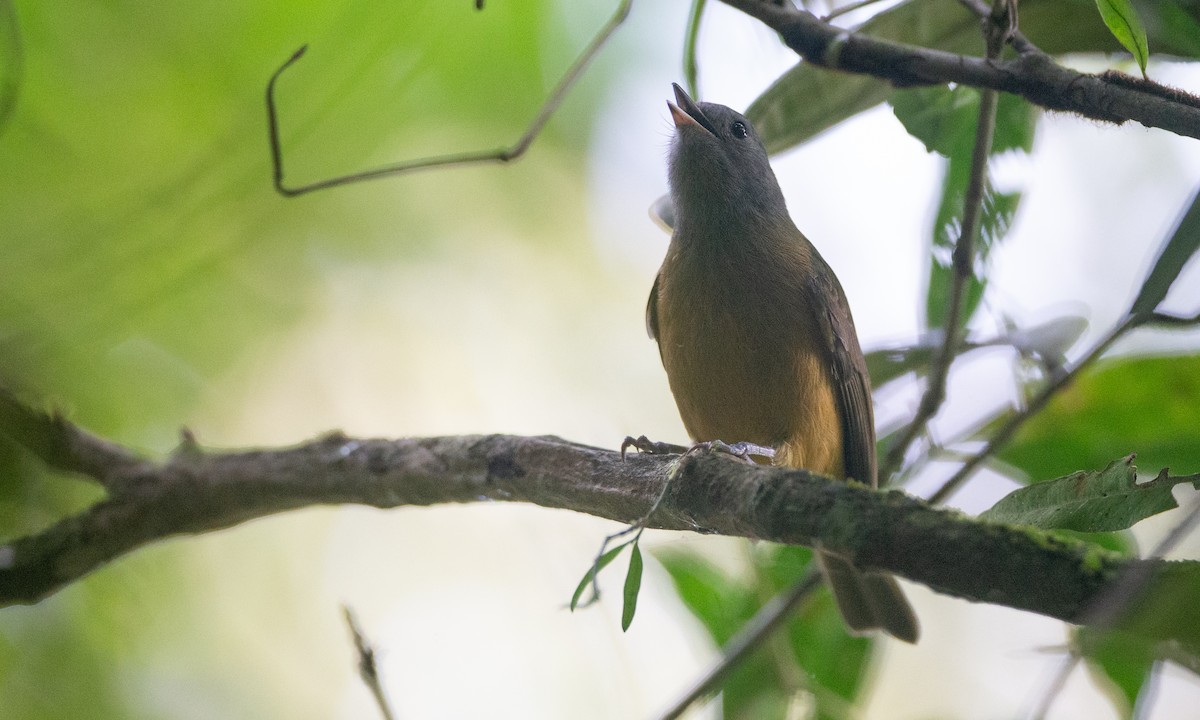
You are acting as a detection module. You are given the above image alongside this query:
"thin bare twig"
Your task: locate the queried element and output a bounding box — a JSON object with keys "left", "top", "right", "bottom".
{"left": 266, "top": 0, "right": 634, "bottom": 197}
{"left": 343, "top": 606, "right": 398, "bottom": 720}
{"left": 656, "top": 571, "right": 822, "bottom": 720}
{"left": 1027, "top": 654, "right": 1081, "bottom": 720}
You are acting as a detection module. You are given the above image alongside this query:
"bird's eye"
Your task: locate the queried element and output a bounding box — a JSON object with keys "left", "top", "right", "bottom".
{"left": 731, "top": 121, "right": 748, "bottom": 139}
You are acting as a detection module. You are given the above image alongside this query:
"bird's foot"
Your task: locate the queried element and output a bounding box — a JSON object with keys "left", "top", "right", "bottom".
{"left": 621, "top": 435, "right": 775, "bottom": 464}
{"left": 694, "top": 440, "right": 776, "bottom": 464}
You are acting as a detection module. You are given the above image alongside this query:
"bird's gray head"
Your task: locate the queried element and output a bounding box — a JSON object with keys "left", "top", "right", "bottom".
{"left": 666, "top": 83, "right": 788, "bottom": 233}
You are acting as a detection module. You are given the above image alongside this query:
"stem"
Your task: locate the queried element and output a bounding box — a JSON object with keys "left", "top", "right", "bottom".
{"left": 881, "top": 82, "right": 1001, "bottom": 482}
{"left": 266, "top": 0, "right": 634, "bottom": 196}
{"left": 683, "top": 0, "right": 706, "bottom": 99}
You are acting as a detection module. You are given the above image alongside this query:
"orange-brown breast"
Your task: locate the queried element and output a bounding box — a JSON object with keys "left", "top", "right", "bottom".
{"left": 653, "top": 237, "right": 846, "bottom": 478}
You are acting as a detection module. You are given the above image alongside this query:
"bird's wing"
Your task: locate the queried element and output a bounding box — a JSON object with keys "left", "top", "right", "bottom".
{"left": 645, "top": 272, "right": 661, "bottom": 341}
{"left": 808, "top": 256, "right": 877, "bottom": 488}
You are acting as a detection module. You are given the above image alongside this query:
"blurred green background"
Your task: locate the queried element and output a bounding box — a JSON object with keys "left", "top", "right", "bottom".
{"left": 0, "top": 2, "right": 690, "bottom": 717}
{"left": 4, "top": 0, "right": 1200, "bottom": 718}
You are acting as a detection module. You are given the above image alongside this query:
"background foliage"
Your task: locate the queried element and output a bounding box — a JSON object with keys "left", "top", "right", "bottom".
{"left": 3, "top": 0, "right": 1200, "bottom": 718}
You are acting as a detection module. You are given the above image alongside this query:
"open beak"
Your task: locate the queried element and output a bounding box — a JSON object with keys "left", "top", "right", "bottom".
{"left": 668, "top": 83, "right": 717, "bottom": 136}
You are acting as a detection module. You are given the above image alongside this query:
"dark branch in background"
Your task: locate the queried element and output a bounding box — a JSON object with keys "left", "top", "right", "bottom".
{"left": 0, "top": 389, "right": 1179, "bottom": 634}
{"left": 343, "top": 606, "right": 398, "bottom": 720}
{"left": 718, "top": 0, "right": 1200, "bottom": 139}
{"left": 266, "top": 0, "right": 633, "bottom": 197}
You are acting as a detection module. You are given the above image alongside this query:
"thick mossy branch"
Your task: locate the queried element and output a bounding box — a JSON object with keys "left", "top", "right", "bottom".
{"left": 0, "top": 400, "right": 1180, "bottom": 628}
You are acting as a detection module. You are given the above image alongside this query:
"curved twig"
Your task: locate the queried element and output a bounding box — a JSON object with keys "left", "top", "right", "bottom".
{"left": 343, "top": 606, "right": 398, "bottom": 720}
{"left": 266, "top": 0, "right": 633, "bottom": 197}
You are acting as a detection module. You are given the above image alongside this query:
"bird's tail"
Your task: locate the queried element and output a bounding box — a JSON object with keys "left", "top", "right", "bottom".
{"left": 817, "top": 550, "right": 919, "bottom": 643}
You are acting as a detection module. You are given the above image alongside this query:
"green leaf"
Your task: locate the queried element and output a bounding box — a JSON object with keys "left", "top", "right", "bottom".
{"left": 570, "top": 538, "right": 633, "bottom": 611}
{"left": 749, "top": 71, "right": 891, "bottom": 155}
{"left": 760, "top": 546, "right": 873, "bottom": 711}
{"left": 0, "top": 0, "right": 20, "bottom": 133}
{"left": 1128, "top": 186, "right": 1200, "bottom": 317}
{"left": 1000, "top": 355, "right": 1200, "bottom": 481}
{"left": 758, "top": 542, "right": 818, "bottom": 587}
{"left": 656, "top": 549, "right": 787, "bottom": 716}
{"left": 1132, "top": 0, "right": 1200, "bottom": 58}
{"left": 1094, "top": 0, "right": 1151, "bottom": 76}
{"left": 980, "top": 456, "right": 1198, "bottom": 532}
{"left": 1084, "top": 632, "right": 1153, "bottom": 716}
{"left": 891, "top": 85, "right": 1033, "bottom": 330}
{"left": 682, "top": 0, "right": 706, "bottom": 99}
{"left": 656, "top": 549, "right": 759, "bottom": 645}
{"left": 747, "top": 0, "right": 1200, "bottom": 156}
{"left": 892, "top": 84, "right": 1041, "bottom": 157}
{"left": 891, "top": 85, "right": 978, "bottom": 156}
{"left": 924, "top": 255, "right": 988, "bottom": 332}
{"left": 621, "top": 539, "right": 644, "bottom": 631}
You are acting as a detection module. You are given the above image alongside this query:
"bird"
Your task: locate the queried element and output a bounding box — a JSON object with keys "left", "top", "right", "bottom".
{"left": 643, "top": 83, "right": 919, "bottom": 643}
